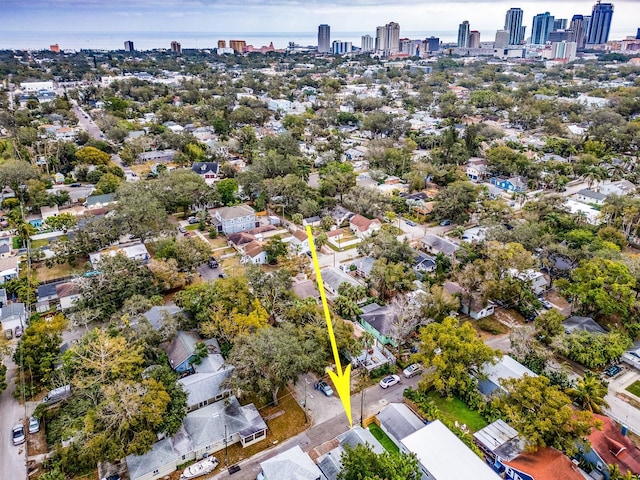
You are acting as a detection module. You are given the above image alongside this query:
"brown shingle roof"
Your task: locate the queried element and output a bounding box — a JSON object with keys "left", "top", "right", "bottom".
{"left": 349, "top": 214, "right": 380, "bottom": 232}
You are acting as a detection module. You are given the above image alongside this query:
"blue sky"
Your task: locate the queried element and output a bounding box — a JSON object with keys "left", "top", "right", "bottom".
{"left": 3, "top": 0, "right": 638, "bottom": 38}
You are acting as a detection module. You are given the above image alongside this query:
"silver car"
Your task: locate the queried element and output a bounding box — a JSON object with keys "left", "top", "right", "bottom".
{"left": 28, "top": 417, "right": 40, "bottom": 434}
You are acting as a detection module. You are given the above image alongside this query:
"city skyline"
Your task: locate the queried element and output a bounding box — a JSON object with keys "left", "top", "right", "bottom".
{"left": 2, "top": 1, "right": 638, "bottom": 43}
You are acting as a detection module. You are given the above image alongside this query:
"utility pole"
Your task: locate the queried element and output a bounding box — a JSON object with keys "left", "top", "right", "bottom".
{"left": 224, "top": 423, "right": 229, "bottom": 467}
{"left": 303, "top": 378, "right": 308, "bottom": 424}
{"left": 360, "top": 389, "right": 365, "bottom": 427}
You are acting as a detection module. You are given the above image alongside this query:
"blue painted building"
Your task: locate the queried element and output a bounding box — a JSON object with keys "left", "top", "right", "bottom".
{"left": 490, "top": 176, "right": 528, "bottom": 193}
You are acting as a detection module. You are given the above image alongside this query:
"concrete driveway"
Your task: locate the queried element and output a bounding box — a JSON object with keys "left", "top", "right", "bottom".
{"left": 604, "top": 367, "right": 640, "bottom": 434}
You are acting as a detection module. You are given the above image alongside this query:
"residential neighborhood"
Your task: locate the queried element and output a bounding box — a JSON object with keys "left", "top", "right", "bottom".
{"left": 1, "top": 4, "right": 640, "bottom": 480}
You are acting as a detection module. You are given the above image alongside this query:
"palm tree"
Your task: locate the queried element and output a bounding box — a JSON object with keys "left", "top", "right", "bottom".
{"left": 568, "top": 371, "right": 609, "bottom": 414}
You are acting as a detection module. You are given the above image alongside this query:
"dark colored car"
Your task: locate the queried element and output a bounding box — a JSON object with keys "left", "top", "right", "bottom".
{"left": 605, "top": 365, "right": 622, "bottom": 377}
{"left": 14, "top": 325, "right": 23, "bottom": 338}
{"left": 439, "top": 219, "right": 452, "bottom": 226}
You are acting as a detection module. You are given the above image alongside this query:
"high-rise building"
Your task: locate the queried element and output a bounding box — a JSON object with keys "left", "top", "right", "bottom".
{"left": 385, "top": 22, "right": 400, "bottom": 55}
{"left": 553, "top": 18, "right": 568, "bottom": 31}
{"left": 375, "top": 26, "right": 386, "bottom": 52}
{"left": 637, "top": 28, "right": 640, "bottom": 40}
{"left": 570, "top": 15, "right": 587, "bottom": 49}
{"left": 548, "top": 30, "right": 575, "bottom": 43}
{"left": 124, "top": 40, "right": 134, "bottom": 52}
{"left": 318, "top": 24, "right": 331, "bottom": 53}
{"left": 50, "top": 44, "right": 60, "bottom": 53}
{"left": 170, "top": 41, "right": 181, "bottom": 53}
{"left": 331, "top": 40, "right": 352, "bottom": 55}
{"left": 469, "top": 31, "right": 481, "bottom": 49}
{"left": 504, "top": 8, "right": 525, "bottom": 45}
{"left": 229, "top": 40, "right": 246, "bottom": 53}
{"left": 361, "top": 35, "right": 374, "bottom": 52}
{"left": 494, "top": 30, "right": 510, "bottom": 49}
{"left": 552, "top": 41, "right": 577, "bottom": 61}
{"left": 457, "top": 21, "right": 470, "bottom": 48}
{"left": 218, "top": 40, "right": 226, "bottom": 48}
{"left": 586, "top": 2, "right": 614, "bottom": 46}
{"left": 426, "top": 37, "right": 440, "bottom": 52}
{"left": 531, "top": 12, "right": 555, "bottom": 45}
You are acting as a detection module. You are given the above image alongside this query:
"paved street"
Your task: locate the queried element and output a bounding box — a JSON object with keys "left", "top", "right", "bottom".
{"left": 0, "top": 356, "right": 27, "bottom": 480}
{"left": 604, "top": 367, "right": 640, "bottom": 435}
{"left": 210, "top": 372, "right": 422, "bottom": 480}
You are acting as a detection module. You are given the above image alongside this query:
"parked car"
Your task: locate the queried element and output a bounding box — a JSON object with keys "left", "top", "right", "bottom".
{"left": 208, "top": 257, "right": 219, "bottom": 269}
{"left": 28, "top": 416, "right": 40, "bottom": 434}
{"left": 12, "top": 423, "right": 25, "bottom": 446}
{"left": 605, "top": 365, "right": 622, "bottom": 377}
{"left": 5, "top": 328, "right": 13, "bottom": 340}
{"left": 184, "top": 232, "right": 192, "bottom": 238}
{"left": 100, "top": 475, "right": 122, "bottom": 480}
{"left": 540, "top": 299, "right": 553, "bottom": 310}
{"left": 70, "top": 183, "right": 81, "bottom": 187}
{"left": 405, "top": 220, "right": 417, "bottom": 227}
{"left": 178, "top": 226, "right": 187, "bottom": 234}
{"left": 187, "top": 216, "right": 198, "bottom": 224}
{"left": 14, "top": 325, "right": 23, "bottom": 338}
{"left": 314, "top": 380, "right": 334, "bottom": 397}
{"left": 379, "top": 374, "right": 401, "bottom": 389}
{"left": 402, "top": 364, "right": 423, "bottom": 379}
{"left": 439, "top": 219, "right": 452, "bottom": 226}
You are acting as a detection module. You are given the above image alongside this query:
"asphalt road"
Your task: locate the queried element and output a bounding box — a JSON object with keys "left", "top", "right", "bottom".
{"left": 0, "top": 356, "right": 28, "bottom": 480}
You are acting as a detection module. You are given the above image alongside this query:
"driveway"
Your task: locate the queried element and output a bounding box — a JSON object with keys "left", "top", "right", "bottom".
{"left": 604, "top": 367, "right": 640, "bottom": 434}
{"left": 0, "top": 356, "right": 27, "bottom": 480}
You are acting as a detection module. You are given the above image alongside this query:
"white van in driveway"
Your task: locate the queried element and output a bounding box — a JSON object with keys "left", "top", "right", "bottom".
{"left": 43, "top": 384, "right": 72, "bottom": 405}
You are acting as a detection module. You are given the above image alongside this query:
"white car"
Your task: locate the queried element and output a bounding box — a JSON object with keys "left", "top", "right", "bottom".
{"left": 379, "top": 374, "right": 401, "bottom": 389}
{"left": 28, "top": 417, "right": 40, "bottom": 434}
{"left": 12, "top": 423, "right": 25, "bottom": 446}
{"left": 403, "top": 364, "right": 423, "bottom": 379}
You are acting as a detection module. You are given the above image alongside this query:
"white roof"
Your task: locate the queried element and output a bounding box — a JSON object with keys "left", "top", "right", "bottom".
{"left": 401, "top": 420, "right": 501, "bottom": 480}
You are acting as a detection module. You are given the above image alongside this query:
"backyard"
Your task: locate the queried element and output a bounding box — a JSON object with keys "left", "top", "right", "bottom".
{"left": 367, "top": 423, "right": 399, "bottom": 453}
{"left": 425, "top": 391, "right": 488, "bottom": 432}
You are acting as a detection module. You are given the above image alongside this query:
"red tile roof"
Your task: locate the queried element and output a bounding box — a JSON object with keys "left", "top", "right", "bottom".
{"left": 589, "top": 414, "right": 640, "bottom": 475}
{"left": 504, "top": 447, "right": 583, "bottom": 480}
{"left": 349, "top": 214, "right": 380, "bottom": 232}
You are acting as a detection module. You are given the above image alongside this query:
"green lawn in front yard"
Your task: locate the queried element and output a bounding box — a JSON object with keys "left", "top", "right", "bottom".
{"left": 626, "top": 380, "right": 640, "bottom": 398}
{"left": 368, "top": 423, "right": 399, "bottom": 453}
{"left": 426, "top": 391, "right": 488, "bottom": 432}
{"left": 185, "top": 224, "right": 199, "bottom": 231}
{"left": 31, "top": 239, "right": 50, "bottom": 249}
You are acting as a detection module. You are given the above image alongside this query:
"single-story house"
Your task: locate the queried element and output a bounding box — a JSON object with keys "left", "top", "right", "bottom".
{"left": 89, "top": 242, "right": 150, "bottom": 268}
{"left": 359, "top": 303, "right": 396, "bottom": 347}
{"left": 179, "top": 366, "right": 233, "bottom": 413}
{"left": 85, "top": 193, "right": 116, "bottom": 209}
{"left": 581, "top": 414, "right": 640, "bottom": 479}
{"left": 573, "top": 189, "right": 607, "bottom": 206}
{"left": 563, "top": 316, "right": 607, "bottom": 335}
{"left": 478, "top": 355, "right": 537, "bottom": 397}
{"left": 141, "top": 305, "right": 183, "bottom": 331}
{"left": 377, "top": 403, "right": 425, "bottom": 449}
{"left": 138, "top": 149, "right": 177, "bottom": 164}
{"left": 320, "top": 267, "right": 362, "bottom": 297}
{"left": 318, "top": 427, "right": 384, "bottom": 480}
{"left": 565, "top": 199, "right": 602, "bottom": 225}
{"left": 509, "top": 268, "right": 549, "bottom": 295}
{"left": 461, "top": 226, "right": 487, "bottom": 242}
{"left": 40, "top": 205, "right": 60, "bottom": 221}
{"left": 291, "top": 280, "right": 321, "bottom": 303}
{"left": 191, "top": 162, "right": 219, "bottom": 186}
{"left": 474, "top": 420, "right": 524, "bottom": 468}
{"left": 302, "top": 216, "right": 322, "bottom": 227}
{"left": 401, "top": 420, "right": 502, "bottom": 480}
{"left": 126, "top": 396, "right": 267, "bottom": 480}
{"left": 349, "top": 214, "right": 382, "bottom": 239}
{"left": 490, "top": 176, "right": 528, "bottom": 193}
{"left": 0, "top": 256, "right": 20, "bottom": 284}
{"left": 599, "top": 180, "right": 636, "bottom": 197}
{"left": 258, "top": 445, "right": 326, "bottom": 480}
{"left": 499, "top": 447, "right": 584, "bottom": 480}
{"left": 37, "top": 280, "right": 65, "bottom": 303}
{"left": 1, "top": 302, "right": 26, "bottom": 335}
{"left": 413, "top": 252, "right": 436, "bottom": 274}
{"left": 164, "top": 331, "right": 220, "bottom": 374}
{"left": 421, "top": 235, "right": 459, "bottom": 258}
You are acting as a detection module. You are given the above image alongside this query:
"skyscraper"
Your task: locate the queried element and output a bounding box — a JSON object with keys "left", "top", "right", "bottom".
{"left": 170, "top": 41, "right": 181, "bottom": 53}
{"left": 531, "top": 12, "right": 555, "bottom": 45}
{"left": 218, "top": 40, "right": 226, "bottom": 48}
{"left": 426, "top": 37, "right": 440, "bottom": 52}
{"left": 504, "top": 8, "right": 525, "bottom": 45}
{"left": 494, "top": 30, "right": 510, "bottom": 49}
{"left": 385, "top": 22, "right": 400, "bottom": 55}
{"left": 318, "top": 24, "right": 331, "bottom": 53}
{"left": 457, "top": 21, "right": 470, "bottom": 48}
{"left": 124, "top": 40, "right": 134, "bottom": 52}
{"left": 361, "top": 35, "right": 374, "bottom": 52}
{"left": 375, "top": 26, "right": 386, "bottom": 52}
{"left": 469, "top": 31, "right": 481, "bottom": 49}
{"left": 586, "top": 2, "right": 614, "bottom": 46}
{"left": 553, "top": 18, "right": 568, "bottom": 31}
{"left": 570, "top": 15, "right": 587, "bottom": 49}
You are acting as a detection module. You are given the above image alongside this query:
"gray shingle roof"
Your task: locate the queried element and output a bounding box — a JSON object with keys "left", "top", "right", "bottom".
{"left": 377, "top": 403, "right": 425, "bottom": 444}
{"left": 260, "top": 445, "right": 325, "bottom": 480}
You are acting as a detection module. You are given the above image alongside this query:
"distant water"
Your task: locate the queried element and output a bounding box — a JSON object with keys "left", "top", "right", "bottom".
{"left": 0, "top": 30, "right": 461, "bottom": 51}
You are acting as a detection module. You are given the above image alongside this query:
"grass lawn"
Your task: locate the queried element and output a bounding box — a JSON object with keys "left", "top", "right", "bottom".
{"left": 31, "top": 239, "right": 50, "bottom": 249}
{"left": 35, "top": 259, "right": 88, "bottom": 282}
{"left": 626, "top": 380, "right": 640, "bottom": 398}
{"left": 368, "top": 423, "right": 399, "bottom": 453}
{"left": 426, "top": 391, "right": 488, "bottom": 432}
{"left": 475, "top": 316, "right": 508, "bottom": 335}
{"left": 185, "top": 224, "right": 200, "bottom": 231}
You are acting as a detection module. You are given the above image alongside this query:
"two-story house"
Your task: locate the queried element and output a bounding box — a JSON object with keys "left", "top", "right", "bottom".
{"left": 466, "top": 158, "right": 488, "bottom": 182}
{"left": 191, "top": 162, "right": 219, "bottom": 186}
{"left": 490, "top": 176, "right": 528, "bottom": 193}
{"left": 349, "top": 214, "right": 382, "bottom": 239}
{"left": 210, "top": 204, "right": 256, "bottom": 235}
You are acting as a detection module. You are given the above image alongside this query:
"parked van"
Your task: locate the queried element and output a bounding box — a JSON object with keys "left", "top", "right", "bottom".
{"left": 43, "top": 384, "right": 72, "bottom": 405}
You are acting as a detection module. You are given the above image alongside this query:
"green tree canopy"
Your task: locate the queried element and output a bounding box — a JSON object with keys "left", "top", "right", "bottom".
{"left": 338, "top": 443, "right": 420, "bottom": 480}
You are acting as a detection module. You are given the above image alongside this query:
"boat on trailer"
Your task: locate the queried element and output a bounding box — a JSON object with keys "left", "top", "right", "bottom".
{"left": 180, "top": 456, "right": 219, "bottom": 479}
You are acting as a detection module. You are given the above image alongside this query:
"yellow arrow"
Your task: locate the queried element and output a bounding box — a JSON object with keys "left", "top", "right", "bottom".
{"left": 306, "top": 226, "right": 352, "bottom": 427}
